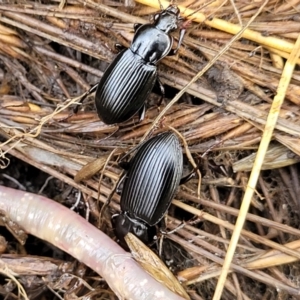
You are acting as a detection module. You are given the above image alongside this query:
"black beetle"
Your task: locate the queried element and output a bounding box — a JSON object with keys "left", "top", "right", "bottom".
{"left": 76, "top": 4, "right": 187, "bottom": 124}
{"left": 112, "top": 131, "right": 192, "bottom": 247}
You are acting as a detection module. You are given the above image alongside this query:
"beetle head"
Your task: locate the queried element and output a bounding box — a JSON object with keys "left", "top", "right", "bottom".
{"left": 112, "top": 213, "right": 155, "bottom": 248}
{"left": 154, "top": 5, "right": 181, "bottom": 33}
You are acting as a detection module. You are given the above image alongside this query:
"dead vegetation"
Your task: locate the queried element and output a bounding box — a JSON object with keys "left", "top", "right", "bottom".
{"left": 0, "top": 0, "right": 300, "bottom": 299}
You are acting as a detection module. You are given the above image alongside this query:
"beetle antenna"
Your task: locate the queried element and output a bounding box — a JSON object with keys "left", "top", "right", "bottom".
{"left": 181, "top": 0, "right": 197, "bottom": 14}
{"left": 201, "top": 139, "right": 224, "bottom": 158}
{"left": 157, "top": 0, "right": 164, "bottom": 10}
{"left": 73, "top": 83, "right": 98, "bottom": 114}
{"left": 183, "top": 0, "right": 215, "bottom": 20}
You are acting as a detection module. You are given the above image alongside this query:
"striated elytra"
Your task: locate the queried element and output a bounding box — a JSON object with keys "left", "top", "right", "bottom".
{"left": 112, "top": 131, "right": 184, "bottom": 246}
{"left": 94, "top": 5, "right": 186, "bottom": 124}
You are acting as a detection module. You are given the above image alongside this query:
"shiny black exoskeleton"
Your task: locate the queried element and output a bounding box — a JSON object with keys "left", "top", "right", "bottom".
{"left": 94, "top": 5, "right": 186, "bottom": 124}
{"left": 112, "top": 132, "right": 185, "bottom": 247}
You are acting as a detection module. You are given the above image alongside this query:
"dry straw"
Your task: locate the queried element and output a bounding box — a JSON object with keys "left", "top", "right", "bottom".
{"left": 1, "top": 0, "right": 300, "bottom": 298}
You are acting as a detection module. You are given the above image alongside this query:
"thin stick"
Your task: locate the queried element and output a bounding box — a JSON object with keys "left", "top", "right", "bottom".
{"left": 172, "top": 200, "right": 300, "bottom": 260}
{"left": 213, "top": 32, "right": 300, "bottom": 300}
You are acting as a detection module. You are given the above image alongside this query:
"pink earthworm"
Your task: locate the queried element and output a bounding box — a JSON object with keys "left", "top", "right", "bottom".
{"left": 0, "top": 185, "right": 184, "bottom": 300}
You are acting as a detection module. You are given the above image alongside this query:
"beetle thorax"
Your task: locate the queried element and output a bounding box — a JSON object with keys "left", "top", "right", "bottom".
{"left": 155, "top": 11, "right": 178, "bottom": 33}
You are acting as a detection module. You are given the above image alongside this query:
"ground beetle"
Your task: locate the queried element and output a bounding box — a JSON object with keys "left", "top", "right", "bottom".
{"left": 77, "top": 4, "right": 187, "bottom": 124}
{"left": 112, "top": 131, "right": 192, "bottom": 247}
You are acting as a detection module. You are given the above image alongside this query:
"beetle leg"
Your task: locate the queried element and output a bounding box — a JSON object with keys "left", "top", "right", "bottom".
{"left": 73, "top": 83, "right": 98, "bottom": 114}
{"left": 138, "top": 104, "right": 146, "bottom": 122}
{"left": 115, "top": 43, "right": 127, "bottom": 53}
{"left": 119, "top": 161, "right": 130, "bottom": 170}
{"left": 133, "top": 23, "right": 143, "bottom": 32}
{"left": 116, "top": 172, "right": 127, "bottom": 194}
{"left": 117, "top": 160, "right": 132, "bottom": 193}
{"left": 180, "top": 170, "right": 196, "bottom": 185}
{"left": 155, "top": 77, "right": 165, "bottom": 106}
{"left": 161, "top": 222, "right": 185, "bottom": 235}
{"left": 167, "top": 27, "right": 186, "bottom": 56}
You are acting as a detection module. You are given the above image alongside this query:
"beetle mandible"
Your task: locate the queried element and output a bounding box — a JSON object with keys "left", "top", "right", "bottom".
{"left": 111, "top": 131, "right": 192, "bottom": 247}
{"left": 79, "top": 5, "right": 187, "bottom": 124}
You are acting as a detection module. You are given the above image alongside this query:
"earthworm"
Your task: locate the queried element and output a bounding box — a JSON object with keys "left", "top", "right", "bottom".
{"left": 0, "top": 185, "right": 184, "bottom": 300}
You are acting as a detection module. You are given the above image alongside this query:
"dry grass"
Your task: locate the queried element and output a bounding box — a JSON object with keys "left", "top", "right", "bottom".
{"left": 1, "top": 0, "right": 300, "bottom": 299}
